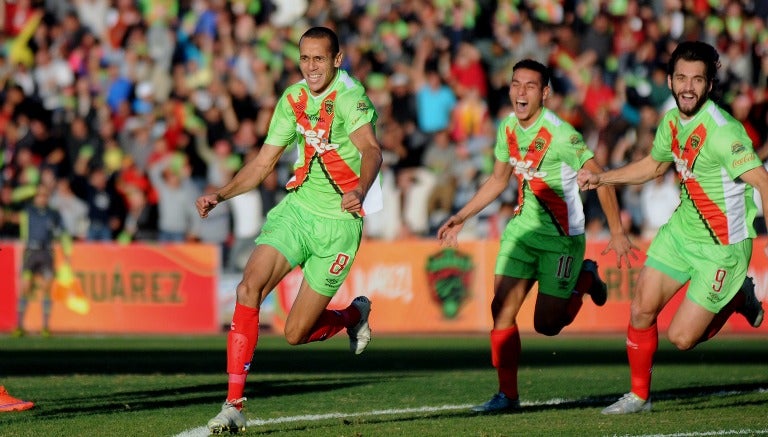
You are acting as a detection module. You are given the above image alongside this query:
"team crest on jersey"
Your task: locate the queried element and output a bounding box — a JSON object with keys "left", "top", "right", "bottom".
{"left": 731, "top": 142, "right": 746, "bottom": 154}
{"left": 356, "top": 100, "right": 370, "bottom": 113}
{"left": 534, "top": 137, "right": 546, "bottom": 151}
{"left": 690, "top": 134, "right": 701, "bottom": 150}
{"left": 324, "top": 100, "right": 334, "bottom": 115}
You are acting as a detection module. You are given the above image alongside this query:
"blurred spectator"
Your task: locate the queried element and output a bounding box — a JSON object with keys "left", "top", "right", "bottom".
{"left": 0, "top": 184, "right": 22, "bottom": 238}
{"left": 119, "top": 184, "right": 157, "bottom": 243}
{"left": 422, "top": 129, "right": 458, "bottom": 232}
{"left": 49, "top": 176, "right": 89, "bottom": 241}
{"left": 448, "top": 42, "right": 487, "bottom": 99}
{"left": 147, "top": 152, "right": 201, "bottom": 242}
{"left": 198, "top": 184, "right": 231, "bottom": 268}
{"left": 64, "top": 116, "right": 98, "bottom": 172}
{"left": 412, "top": 37, "right": 456, "bottom": 141}
{"left": 71, "top": 162, "right": 124, "bottom": 241}
{"left": 226, "top": 151, "right": 263, "bottom": 271}
{"left": 31, "top": 46, "right": 74, "bottom": 118}
{"left": 640, "top": 169, "right": 680, "bottom": 239}
{"left": 450, "top": 86, "right": 489, "bottom": 143}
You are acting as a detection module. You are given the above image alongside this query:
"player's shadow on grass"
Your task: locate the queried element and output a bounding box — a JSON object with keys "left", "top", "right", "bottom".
{"left": 6, "top": 339, "right": 768, "bottom": 376}
{"left": 29, "top": 376, "right": 388, "bottom": 419}
{"left": 204, "top": 382, "right": 768, "bottom": 435}
{"left": 23, "top": 378, "right": 768, "bottom": 421}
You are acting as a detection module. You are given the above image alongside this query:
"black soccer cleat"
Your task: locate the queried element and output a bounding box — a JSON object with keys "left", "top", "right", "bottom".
{"left": 582, "top": 259, "right": 608, "bottom": 306}
{"left": 737, "top": 277, "right": 764, "bottom": 328}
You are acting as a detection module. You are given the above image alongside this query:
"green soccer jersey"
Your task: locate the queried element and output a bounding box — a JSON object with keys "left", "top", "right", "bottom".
{"left": 495, "top": 108, "right": 594, "bottom": 236}
{"left": 265, "top": 69, "right": 382, "bottom": 219}
{"left": 651, "top": 100, "right": 761, "bottom": 245}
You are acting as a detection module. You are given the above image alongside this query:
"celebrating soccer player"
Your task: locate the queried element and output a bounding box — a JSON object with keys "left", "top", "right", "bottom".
{"left": 578, "top": 40, "right": 767, "bottom": 414}
{"left": 438, "top": 59, "right": 636, "bottom": 413}
{"left": 196, "top": 26, "right": 383, "bottom": 434}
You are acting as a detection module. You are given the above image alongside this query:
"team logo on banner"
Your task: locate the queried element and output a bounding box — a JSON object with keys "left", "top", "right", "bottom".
{"left": 425, "top": 248, "right": 473, "bottom": 319}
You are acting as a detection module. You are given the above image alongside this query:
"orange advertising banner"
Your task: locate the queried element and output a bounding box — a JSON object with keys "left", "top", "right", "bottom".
{"left": 1, "top": 243, "right": 219, "bottom": 334}
{"left": 273, "top": 237, "right": 768, "bottom": 335}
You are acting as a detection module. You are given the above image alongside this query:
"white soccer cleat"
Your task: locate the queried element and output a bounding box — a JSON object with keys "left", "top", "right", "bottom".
{"left": 601, "top": 392, "right": 652, "bottom": 415}
{"left": 471, "top": 392, "right": 521, "bottom": 413}
{"left": 347, "top": 296, "right": 372, "bottom": 355}
{"left": 207, "top": 398, "right": 247, "bottom": 434}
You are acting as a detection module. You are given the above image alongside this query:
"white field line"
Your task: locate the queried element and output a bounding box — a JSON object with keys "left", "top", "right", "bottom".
{"left": 175, "top": 403, "right": 474, "bottom": 437}
{"left": 623, "top": 431, "right": 768, "bottom": 437}
{"left": 175, "top": 389, "right": 768, "bottom": 437}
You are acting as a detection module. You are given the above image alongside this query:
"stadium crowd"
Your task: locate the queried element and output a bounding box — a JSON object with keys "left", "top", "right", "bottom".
{"left": 2, "top": 0, "right": 768, "bottom": 271}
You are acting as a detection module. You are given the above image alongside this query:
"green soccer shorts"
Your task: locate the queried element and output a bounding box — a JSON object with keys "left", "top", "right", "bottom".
{"left": 496, "top": 225, "right": 586, "bottom": 299}
{"left": 256, "top": 197, "right": 363, "bottom": 297}
{"left": 646, "top": 223, "right": 752, "bottom": 313}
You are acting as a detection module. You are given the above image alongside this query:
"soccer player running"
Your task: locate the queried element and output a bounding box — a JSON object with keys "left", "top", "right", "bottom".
{"left": 196, "top": 26, "right": 383, "bottom": 434}
{"left": 578, "top": 41, "right": 767, "bottom": 415}
{"left": 438, "top": 59, "right": 636, "bottom": 413}
{"left": 14, "top": 184, "right": 72, "bottom": 338}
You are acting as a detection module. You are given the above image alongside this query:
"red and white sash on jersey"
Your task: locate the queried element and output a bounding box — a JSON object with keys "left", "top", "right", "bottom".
{"left": 506, "top": 125, "right": 572, "bottom": 235}
{"left": 669, "top": 121, "right": 729, "bottom": 244}
{"left": 285, "top": 88, "right": 381, "bottom": 217}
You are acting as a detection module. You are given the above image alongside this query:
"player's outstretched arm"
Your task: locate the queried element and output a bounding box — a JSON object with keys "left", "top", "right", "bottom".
{"left": 438, "top": 160, "right": 512, "bottom": 247}
{"left": 582, "top": 159, "right": 640, "bottom": 268}
{"left": 578, "top": 154, "right": 670, "bottom": 191}
{"left": 196, "top": 144, "right": 285, "bottom": 218}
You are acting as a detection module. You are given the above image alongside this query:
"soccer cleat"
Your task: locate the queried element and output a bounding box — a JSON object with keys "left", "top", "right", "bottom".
{"left": 601, "top": 392, "right": 652, "bottom": 415}
{"left": 347, "top": 296, "right": 372, "bottom": 355}
{"left": 41, "top": 328, "right": 51, "bottom": 338}
{"left": 471, "top": 392, "right": 521, "bottom": 413}
{"left": 207, "top": 398, "right": 247, "bottom": 435}
{"left": 0, "top": 386, "right": 34, "bottom": 412}
{"left": 11, "top": 328, "right": 25, "bottom": 338}
{"left": 737, "top": 277, "right": 764, "bottom": 328}
{"left": 582, "top": 259, "right": 608, "bottom": 306}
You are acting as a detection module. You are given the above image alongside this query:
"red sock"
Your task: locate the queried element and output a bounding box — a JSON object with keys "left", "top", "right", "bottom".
{"left": 564, "top": 292, "right": 583, "bottom": 325}
{"left": 574, "top": 268, "right": 593, "bottom": 296}
{"left": 626, "top": 323, "right": 657, "bottom": 401}
{"left": 699, "top": 289, "right": 746, "bottom": 343}
{"left": 306, "top": 305, "right": 360, "bottom": 343}
{"left": 226, "top": 303, "right": 260, "bottom": 404}
{"left": 491, "top": 326, "right": 521, "bottom": 400}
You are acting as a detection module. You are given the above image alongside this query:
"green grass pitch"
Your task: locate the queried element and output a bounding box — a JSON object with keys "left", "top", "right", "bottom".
{"left": 1, "top": 333, "right": 767, "bottom": 436}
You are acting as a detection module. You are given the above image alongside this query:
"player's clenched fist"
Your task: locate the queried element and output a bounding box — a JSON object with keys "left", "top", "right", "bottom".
{"left": 196, "top": 193, "right": 220, "bottom": 218}
{"left": 577, "top": 168, "right": 601, "bottom": 191}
